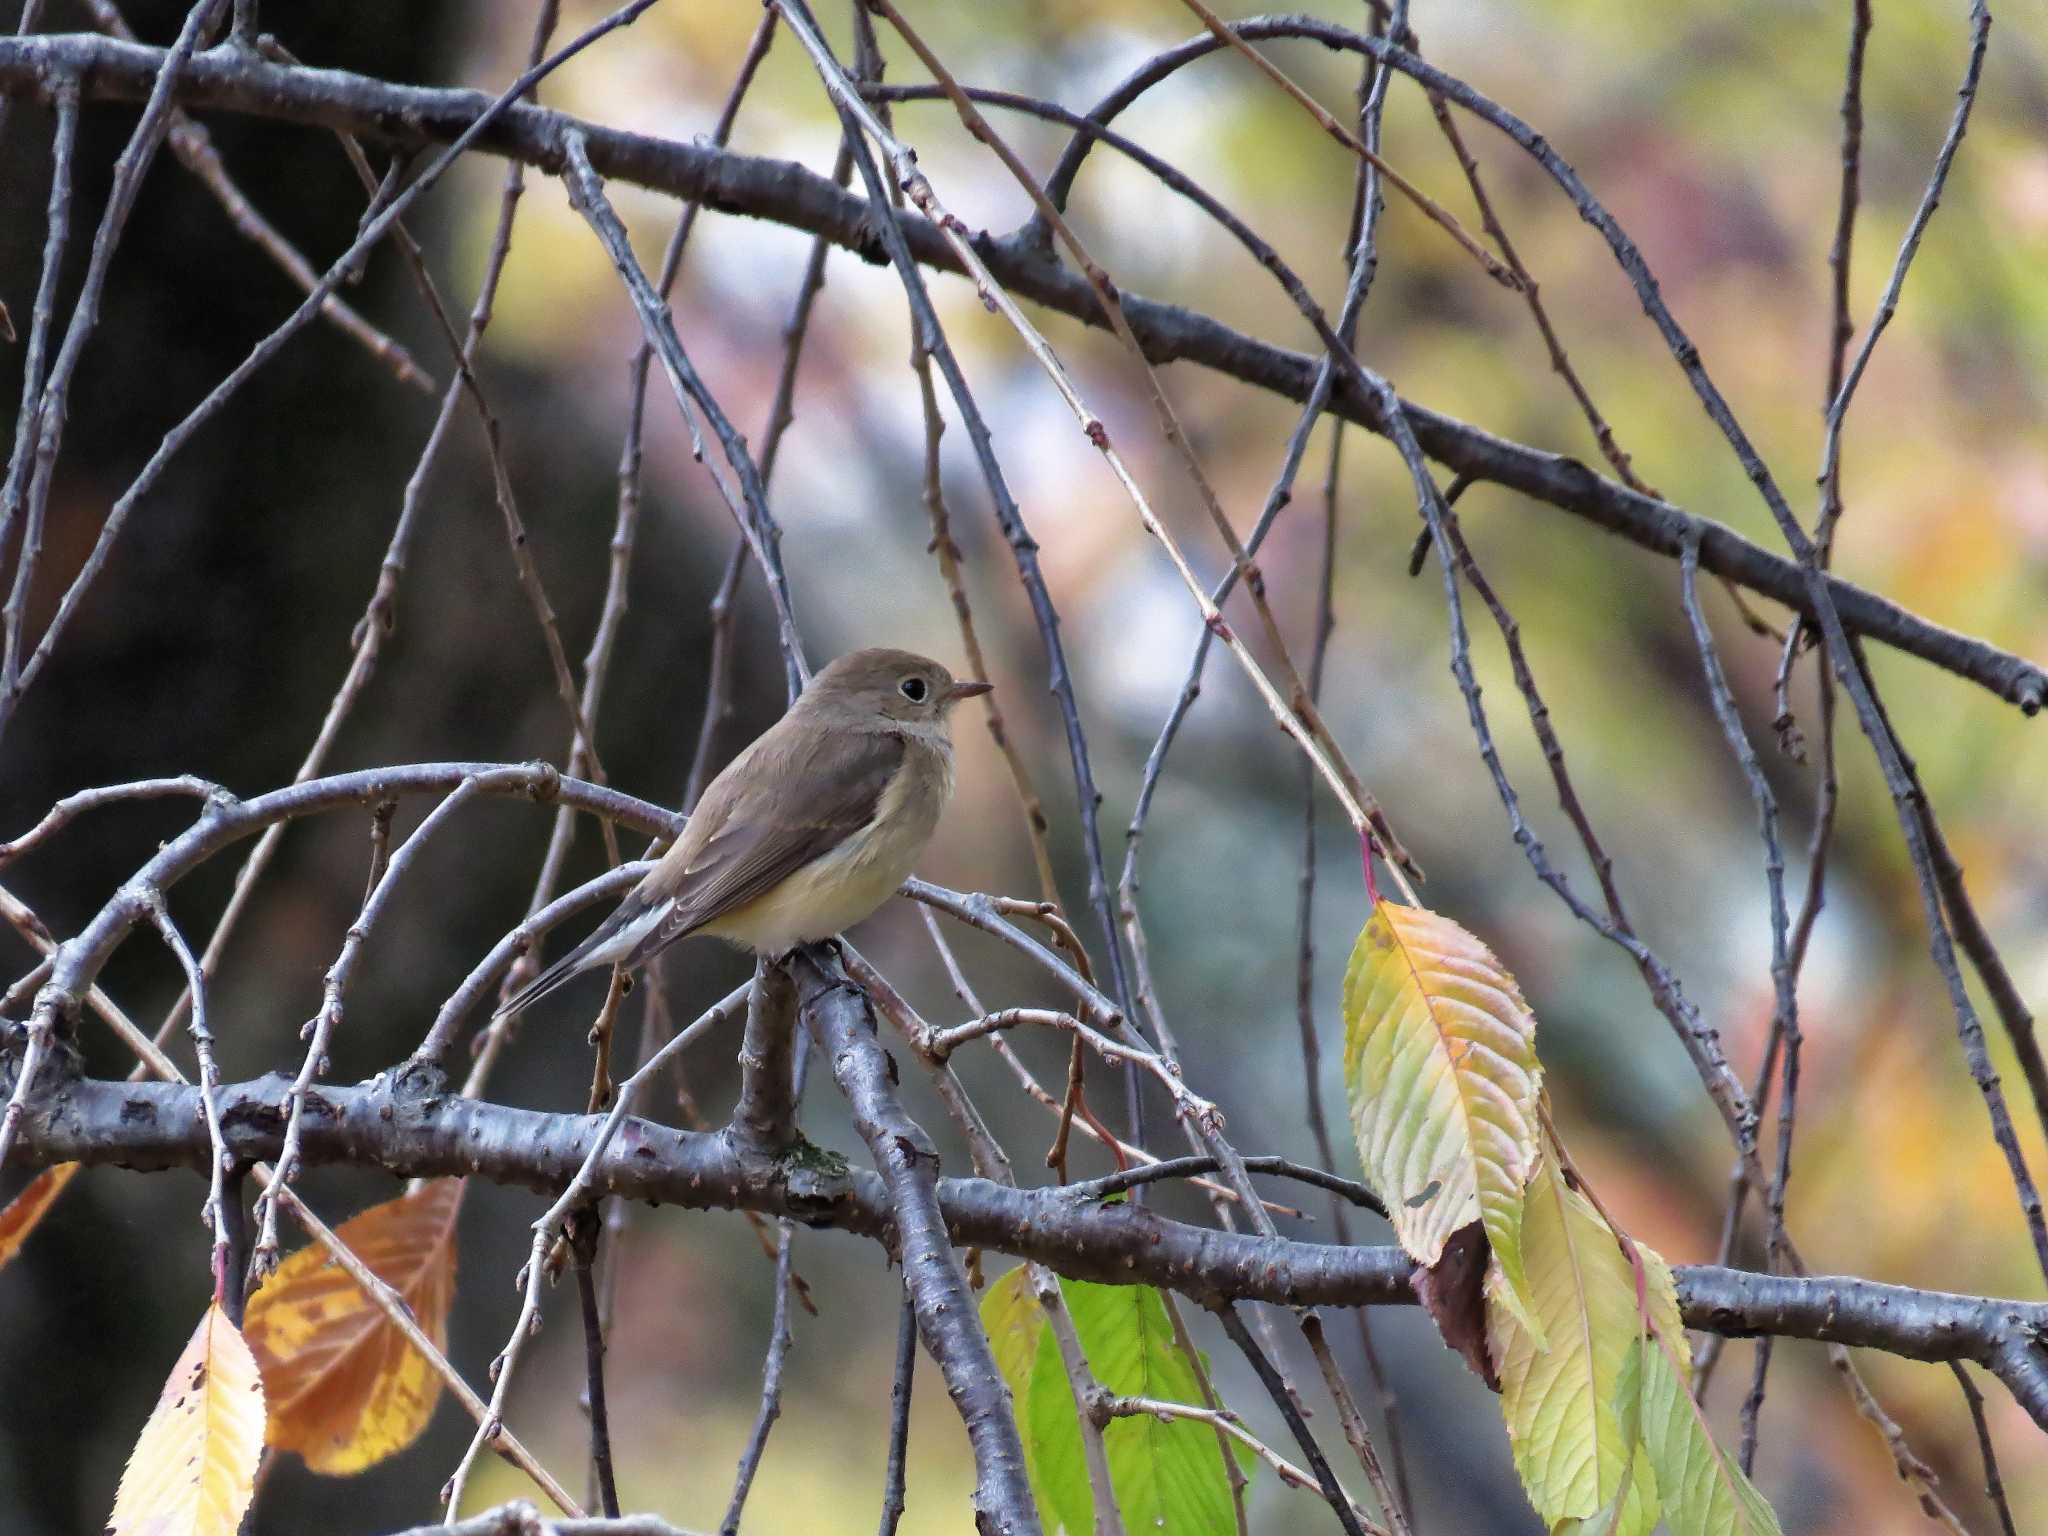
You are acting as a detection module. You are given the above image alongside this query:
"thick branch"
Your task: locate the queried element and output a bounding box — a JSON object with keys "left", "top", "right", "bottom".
{"left": 0, "top": 32, "right": 2036, "bottom": 711}
{"left": 791, "top": 945, "right": 1037, "bottom": 1535}
{"left": 10, "top": 1064, "right": 2046, "bottom": 1429}
{"left": 730, "top": 958, "right": 799, "bottom": 1154}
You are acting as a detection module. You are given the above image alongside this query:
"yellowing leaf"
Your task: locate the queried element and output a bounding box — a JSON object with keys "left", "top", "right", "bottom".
{"left": 983, "top": 1263, "right": 1049, "bottom": 1402}
{"left": 979, "top": 1267, "right": 1059, "bottom": 1527}
{"left": 1488, "top": 1154, "right": 1676, "bottom": 1536}
{"left": 1342, "top": 901, "right": 1543, "bottom": 1322}
{"left": 1624, "top": 1333, "right": 1783, "bottom": 1536}
{"left": 107, "top": 1300, "right": 265, "bottom": 1536}
{"left": 244, "top": 1178, "right": 462, "bottom": 1474}
{"left": 0, "top": 1161, "right": 80, "bottom": 1270}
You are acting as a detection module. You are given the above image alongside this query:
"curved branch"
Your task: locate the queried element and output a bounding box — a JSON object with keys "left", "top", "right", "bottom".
{"left": 15, "top": 761, "right": 674, "bottom": 1014}
{"left": 0, "top": 32, "right": 2036, "bottom": 712}
{"left": 10, "top": 1066, "right": 2047, "bottom": 1431}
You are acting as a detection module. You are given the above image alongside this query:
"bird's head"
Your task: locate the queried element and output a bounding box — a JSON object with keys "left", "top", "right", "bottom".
{"left": 804, "top": 647, "right": 992, "bottom": 726}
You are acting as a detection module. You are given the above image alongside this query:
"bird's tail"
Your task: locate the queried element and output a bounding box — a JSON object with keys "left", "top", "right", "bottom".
{"left": 492, "top": 944, "right": 595, "bottom": 1020}
{"left": 492, "top": 889, "right": 667, "bottom": 1019}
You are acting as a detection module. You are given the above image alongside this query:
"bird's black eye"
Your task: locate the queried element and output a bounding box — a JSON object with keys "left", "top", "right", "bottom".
{"left": 899, "top": 676, "right": 929, "bottom": 703}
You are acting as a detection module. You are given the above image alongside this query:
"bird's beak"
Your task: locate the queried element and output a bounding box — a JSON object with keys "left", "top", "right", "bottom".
{"left": 945, "top": 679, "right": 994, "bottom": 703}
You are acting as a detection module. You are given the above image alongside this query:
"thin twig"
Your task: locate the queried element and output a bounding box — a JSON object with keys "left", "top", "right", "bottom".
{"left": 560, "top": 132, "right": 807, "bottom": 696}
{"left": 1950, "top": 1362, "right": 2019, "bottom": 1536}
{"left": 0, "top": 885, "right": 583, "bottom": 1515}
{"left": 876, "top": 1286, "right": 916, "bottom": 1536}
{"left": 923, "top": 1007, "right": 1222, "bottom": 1135}
{"left": 440, "top": 984, "right": 750, "bottom": 1517}
{"left": 1063, "top": 1154, "right": 1383, "bottom": 1214}
{"left": 1678, "top": 538, "right": 1801, "bottom": 1470}
{"left": 1032, "top": 1265, "right": 1128, "bottom": 1536}
{"left": 78, "top": 0, "right": 433, "bottom": 389}
{"left": 0, "top": 0, "right": 230, "bottom": 727}
{"left": 720, "top": 1214, "right": 799, "bottom": 1535}
{"left": 769, "top": 0, "right": 1147, "bottom": 1153}
{"left": 254, "top": 778, "right": 489, "bottom": 1272}
{"left": 0, "top": 73, "right": 78, "bottom": 609}
{"left": 1095, "top": 1393, "right": 1383, "bottom": 1532}
{"left": 570, "top": 1213, "right": 622, "bottom": 1520}
{"left": 896, "top": 913, "right": 1268, "bottom": 1212}
{"left": 1172, "top": 0, "right": 1514, "bottom": 288}
{"left": 0, "top": 776, "right": 228, "bottom": 868}
{"left": 0, "top": 1, "right": 668, "bottom": 734}
{"left": 3, "top": 26, "right": 2039, "bottom": 710}
{"left": 1816, "top": 2, "right": 1989, "bottom": 548}
{"left": 139, "top": 891, "right": 232, "bottom": 1271}
{"left": 1212, "top": 1304, "right": 1373, "bottom": 1536}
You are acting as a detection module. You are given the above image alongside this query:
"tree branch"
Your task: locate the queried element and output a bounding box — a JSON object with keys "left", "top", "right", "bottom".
{"left": 10, "top": 1064, "right": 2047, "bottom": 1433}
{"left": 790, "top": 944, "right": 1038, "bottom": 1536}
{"left": 0, "top": 32, "right": 2034, "bottom": 713}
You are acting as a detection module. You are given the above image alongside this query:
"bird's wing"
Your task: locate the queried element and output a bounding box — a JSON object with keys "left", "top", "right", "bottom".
{"left": 616, "top": 727, "right": 907, "bottom": 968}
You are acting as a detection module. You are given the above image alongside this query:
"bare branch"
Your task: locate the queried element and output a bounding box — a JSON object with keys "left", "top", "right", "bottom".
{"left": 789, "top": 944, "right": 1038, "bottom": 1534}
{"left": 78, "top": 0, "right": 434, "bottom": 391}
{"left": 0, "top": 33, "right": 2034, "bottom": 711}
{"left": 15, "top": 1067, "right": 2048, "bottom": 1431}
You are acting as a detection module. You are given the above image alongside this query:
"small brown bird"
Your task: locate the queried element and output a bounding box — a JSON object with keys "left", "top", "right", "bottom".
{"left": 496, "top": 647, "right": 990, "bottom": 1016}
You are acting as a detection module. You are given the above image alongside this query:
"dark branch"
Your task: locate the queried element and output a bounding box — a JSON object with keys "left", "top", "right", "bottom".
{"left": 10, "top": 1064, "right": 2047, "bottom": 1432}
{"left": 0, "top": 32, "right": 2035, "bottom": 713}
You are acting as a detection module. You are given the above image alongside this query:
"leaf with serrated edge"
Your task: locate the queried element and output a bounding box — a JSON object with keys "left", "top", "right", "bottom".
{"left": 1625, "top": 1331, "right": 1783, "bottom": 1536}
{"left": 0, "top": 1161, "right": 79, "bottom": 1271}
{"left": 107, "top": 1301, "right": 265, "bottom": 1536}
{"left": 1344, "top": 900, "right": 1543, "bottom": 1326}
{"left": 243, "top": 1178, "right": 462, "bottom": 1474}
{"left": 1490, "top": 1153, "right": 1672, "bottom": 1535}
{"left": 1024, "top": 1278, "right": 1245, "bottom": 1536}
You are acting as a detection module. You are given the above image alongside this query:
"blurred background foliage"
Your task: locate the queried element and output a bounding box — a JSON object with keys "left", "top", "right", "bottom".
{"left": 1, "top": 0, "right": 2043, "bottom": 1531}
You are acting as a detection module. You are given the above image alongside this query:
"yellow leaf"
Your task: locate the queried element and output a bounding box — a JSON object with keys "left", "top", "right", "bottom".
{"left": 1488, "top": 1154, "right": 1677, "bottom": 1536}
{"left": 1342, "top": 901, "right": 1543, "bottom": 1323}
{"left": 0, "top": 1161, "right": 80, "bottom": 1270}
{"left": 244, "top": 1178, "right": 462, "bottom": 1475}
{"left": 107, "top": 1300, "right": 266, "bottom": 1536}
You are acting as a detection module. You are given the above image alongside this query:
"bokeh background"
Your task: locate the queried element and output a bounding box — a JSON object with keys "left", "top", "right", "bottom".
{"left": 2, "top": 0, "right": 2044, "bottom": 1531}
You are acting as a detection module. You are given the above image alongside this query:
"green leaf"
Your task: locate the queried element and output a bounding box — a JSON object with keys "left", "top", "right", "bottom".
{"left": 1022, "top": 1278, "right": 1246, "bottom": 1536}
{"left": 1624, "top": 1332, "right": 1783, "bottom": 1536}
{"left": 1343, "top": 900, "right": 1545, "bottom": 1330}
{"left": 1561, "top": 1338, "right": 1656, "bottom": 1536}
{"left": 1488, "top": 1153, "right": 1672, "bottom": 1536}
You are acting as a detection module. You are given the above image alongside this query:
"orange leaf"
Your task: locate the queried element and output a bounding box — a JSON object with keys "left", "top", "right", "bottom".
{"left": 107, "top": 1300, "right": 266, "bottom": 1536}
{"left": 244, "top": 1178, "right": 463, "bottom": 1475}
{"left": 0, "top": 1161, "right": 80, "bottom": 1270}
